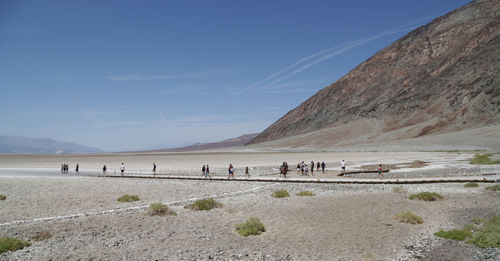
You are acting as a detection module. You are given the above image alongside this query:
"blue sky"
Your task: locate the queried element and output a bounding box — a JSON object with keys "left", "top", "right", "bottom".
{"left": 0, "top": 0, "right": 471, "bottom": 151}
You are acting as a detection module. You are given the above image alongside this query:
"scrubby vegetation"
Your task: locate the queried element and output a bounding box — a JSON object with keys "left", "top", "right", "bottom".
{"left": 486, "top": 184, "right": 500, "bottom": 191}
{"left": 235, "top": 218, "right": 266, "bottom": 236}
{"left": 392, "top": 187, "right": 407, "bottom": 194}
{"left": 434, "top": 215, "right": 500, "bottom": 248}
{"left": 0, "top": 195, "right": 6, "bottom": 200}
{"left": 435, "top": 229, "right": 473, "bottom": 241}
{"left": 32, "top": 230, "right": 53, "bottom": 241}
{"left": 271, "top": 190, "right": 290, "bottom": 198}
{"left": 147, "top": 203, "right": 176, "bottom": 216}
{"left": 296, "top": 190, "right": 315, "bottom": 196}
{"left": 395, "top": 211, "right": 423, "bottom": 224}
{"left": 184, "top": 198, "right": 222, "bottom": 211}
{"left": 364, "top": 253, "right": 381, "bottom": 261}
{"left": 464, "top": 182, "right": 479, "bottom": 188}
{"left": 408, "top": 192, "right": 443, "bottom": 201}
{"left": 117, "top": 194, "right": 140, "bottom": 202}
{"left": 467, "top": 215, "right": 500, "bottom": 248}
{"left": 470, "top": 153, "right": 500, "bottom": 165}
{"left": 0, "top": 237, "right": 31, "bottom": 254}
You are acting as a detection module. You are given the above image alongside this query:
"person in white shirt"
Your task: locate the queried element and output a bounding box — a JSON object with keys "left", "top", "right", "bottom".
{"left": 341, "top": 160, "right": 346, "bottom": 174}
{"left": 120, "top": 163, "right": 125, "bottom": 176}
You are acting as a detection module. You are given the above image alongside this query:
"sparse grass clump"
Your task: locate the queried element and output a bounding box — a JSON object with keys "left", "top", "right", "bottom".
{"left": 470, "top": 153, "right": 500, "bottom": 165}
{"left": 395, "top": 211, "right": 423, "bottom": 224}
{"left": 409, "top": 192, "right": 443, "bottom": 201}
{"left": 147, "top": 203, "right": 176, "bottom": 216}
{"left": 296, "top": 190, "right": 315, "bottom": 196}
{"left": 235, "top": 218, "right": 266, "bottom": 236}
{"left": 466, "top": 215, "right": 500, "bottom": 248}
{"left": 364, "top": 253, "right": 382, "bottom": 261}
{"left": 0, "top": 237, "right": 31, "bottom": 254}
{"left": 117, "top": 194, "right": 140, "bottom": 203}
{"left": 392, "top": 187, "right": 407, "bottom": 194}
{"left": 271, "top": 190, "right": 290, "bottom": 198}
{"left": 0, "top": 195, "right": 6, "bottom": 200}
{"left": 434, "top": 215, "right": 500, "bottom": 248}
{"left": 486, "top": 184, "right": 500, "bottom": 191}
{"left": 32, "top": 230, "right": 52, "bottom": 241}
{"left": 435, "top": 229, "right": 473, "bottom": 241}
{"left": 464, "top": 182, "right": 479, "bottom": 188}
{"left": 184, "top": 198, "right": 222, "bottom": 211}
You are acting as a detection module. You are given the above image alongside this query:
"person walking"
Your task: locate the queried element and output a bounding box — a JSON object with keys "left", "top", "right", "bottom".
{"left": 377, "top": 164, "right": 384, "bottom": 179}
{"left": 75, "top": 164, "right": 79, "bottom": 174}
{"left": 103, "top": 164, "right": 107, "bottom": 175}
{"left": 153, "top": 163, "right": 157, "bottom": 176}
{"left": 202, "top": 165, "right": 206, "bottom": 177}
{"left": 317, "top": 161, "right": 321, "bottom": 171}
{"left": 310, "top": 161, "right": 315, "bottom": 175}
{"left": 120, "top": 163, "right": 125, "bottom": 176}
{"left": 205, "top": 164, "right": 210, "bottom": 178}
{"left": 228, "top": 164, "right": 234, "bottom": 179}
{"left": 321, "top": 161, "right": 325, "bottom": 173}
{"left": 245, "top": 166, "right": 250, "bottom": 178}
{"left": 341, "top": 160, "right": 346, "bottom": 174}
{"left": 297, "top": 163, "right": 301, "bottom": 175}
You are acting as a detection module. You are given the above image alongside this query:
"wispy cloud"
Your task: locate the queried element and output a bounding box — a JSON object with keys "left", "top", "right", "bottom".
{"left": 242, "top": 16, "right": 436, "bottom": 91}
{"left": 106, "top": 69, "right": 224, "bottom": 81}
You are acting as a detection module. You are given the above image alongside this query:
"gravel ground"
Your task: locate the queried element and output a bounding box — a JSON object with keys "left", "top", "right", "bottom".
{"left": 1, "top": 177, "right": 499, "bottom": 260}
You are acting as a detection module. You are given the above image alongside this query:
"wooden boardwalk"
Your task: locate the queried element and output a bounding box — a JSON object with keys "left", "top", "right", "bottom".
{"left": 101, "top": 173, "right": 499, "bottom": 184}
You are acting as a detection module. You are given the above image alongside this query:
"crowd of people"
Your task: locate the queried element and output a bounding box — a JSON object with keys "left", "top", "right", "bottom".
{"left": 59, "top": 160, "right": 387, "bottom": 179}
{"left": 60, "top": 163, "right": 78, "bottom": 173}
{"left": 296, "top": 161, "right": 326, "bottom": 176}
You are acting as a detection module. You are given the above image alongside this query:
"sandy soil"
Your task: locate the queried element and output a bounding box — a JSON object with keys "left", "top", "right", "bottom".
{"left": 1, "top": 177, "right": 499, "bottom": 260}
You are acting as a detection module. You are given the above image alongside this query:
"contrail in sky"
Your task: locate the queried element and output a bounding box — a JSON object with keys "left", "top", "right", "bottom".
{"left": 244, "top": 15, "right": 437, "bottom": 91}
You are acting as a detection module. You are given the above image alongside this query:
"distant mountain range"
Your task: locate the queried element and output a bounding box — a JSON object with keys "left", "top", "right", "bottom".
{"left": 248, "top": 0, "right": 500, "bottom": 148}
{"left": 0, "top": 136, "right": 104, "bottom": 154}
{"left": 146, "top": 133, "right": 259, "bottom": 152}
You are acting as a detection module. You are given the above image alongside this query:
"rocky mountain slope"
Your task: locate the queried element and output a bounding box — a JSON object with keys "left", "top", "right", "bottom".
{"left": 145, "top": 133, "right": 259, "bottom": 152}
{"left": 248, "top": 0, "right": 500, "bottom": 147}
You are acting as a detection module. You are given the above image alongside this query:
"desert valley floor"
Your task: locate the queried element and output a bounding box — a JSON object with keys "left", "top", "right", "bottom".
{"left": 0, "top": 151, "right": 499, "bottom": 260}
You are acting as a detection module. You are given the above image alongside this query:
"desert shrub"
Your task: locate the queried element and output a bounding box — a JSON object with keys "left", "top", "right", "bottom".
{"left": 184, "top": 198, "right": 222, "bottom": 211}
{"left": 464, "top": 182, "right": 479, "bottom": 188}
{"left": 117, "top": 194, "right": 139, "bottom": 203}
{"left": 408, "top": 192, "right": 443, "bottom": 201}
{"left": 466, "top": 215, "right": 500, "bottom": 248}
{"left": 296, "top": 191, "right": 315, "bottom": 196}
{"left": 470, "top": 153, "right": 500, "bottom": 165}
{"left": 0, "top": 195, "right": 6, "bottom": 200}
{"left": 32, "top": 230, "right": 52, "bottom": 241}
{"left": 147, "top": 203, "right": 176, "bottom": 216}
{"left": 486, "top": 184, "right": 500, "bottom": 191}
{"left": 364, "top": 253, "right": 381, "bottom": 261}
{"left": 235, "top": 218, "right": 266, "bottom": 236}
{"left": 392, "top": 187, "right": 407, "bottom": 194}
{"left": 434, "top": 215, "right": 500, "bottom": 248}
{"left": 0, "top": 237, "right": 31, "bottom": 254}
{"left": 395, "top": 211, "right": 423, "bottom": 224}
{"left": 435, "top": 229, "right": 472, "bottom": 241}
{"left": 271, "top": 190, "right": 290, "bottom": 198}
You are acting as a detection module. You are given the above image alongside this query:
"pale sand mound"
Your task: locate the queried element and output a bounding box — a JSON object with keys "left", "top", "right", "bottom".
{"left": 1, "top": 177, "right": 498, "bottom": 260}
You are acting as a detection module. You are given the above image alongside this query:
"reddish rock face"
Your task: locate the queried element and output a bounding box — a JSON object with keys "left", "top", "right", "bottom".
{"left": 249, "top": 0, "right": 500, "bottom": 146}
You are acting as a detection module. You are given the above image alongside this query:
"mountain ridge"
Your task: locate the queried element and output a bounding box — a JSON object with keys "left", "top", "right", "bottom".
{"left": 248, "top": 0, "right": 500, "bottom": 146}
{"left": 0, "top": 135, "right": 104, "bottom": 154}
